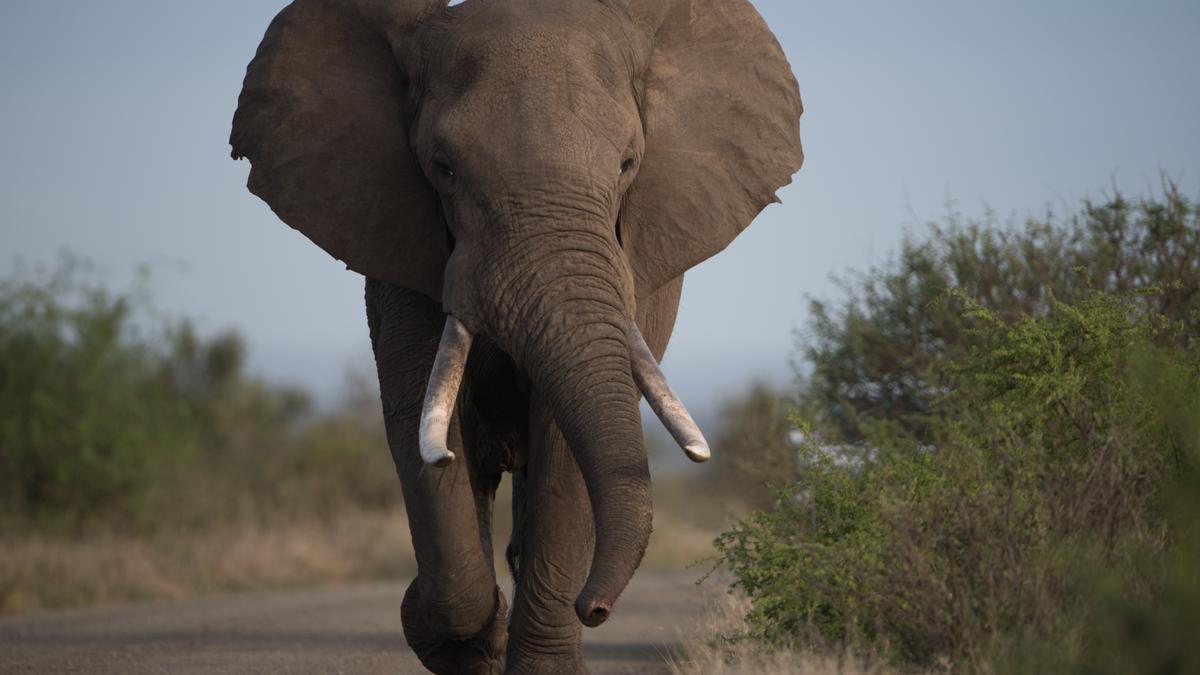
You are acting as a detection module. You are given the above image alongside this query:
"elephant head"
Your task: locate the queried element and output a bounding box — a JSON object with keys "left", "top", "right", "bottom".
{"left": 231, "top": 0, "right": 802, "bottom": 627}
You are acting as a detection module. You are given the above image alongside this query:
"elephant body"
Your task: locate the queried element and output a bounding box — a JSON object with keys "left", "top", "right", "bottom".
{"left": 366, "top": 276, "right": 682, "bottom": 672}
{"left": 231, "top": 0, "right": 801, "bottom": 671}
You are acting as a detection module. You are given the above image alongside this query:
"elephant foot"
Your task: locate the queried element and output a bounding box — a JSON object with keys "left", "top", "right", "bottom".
{"left": 503, "top": 653, "right": 589, "bottom": 675}
{"left": 402, "top": 580, "right": 508, "bottom": 675}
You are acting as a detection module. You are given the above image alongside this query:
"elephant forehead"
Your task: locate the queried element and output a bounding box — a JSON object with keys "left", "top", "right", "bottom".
{"left": 434, "top": 82, "right": 633, "bottom": 185}
{"left": 425, "top": 40, "right": 637, "bottom": 170}
{"left": 436, "top": 1, "right": 634, "bottom": 93}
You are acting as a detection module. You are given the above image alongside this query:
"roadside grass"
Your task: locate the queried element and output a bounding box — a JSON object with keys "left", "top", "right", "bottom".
{"left": 667, "top": 587, "right": 910, "bottom": 675}
{"left": 0, "top": 473, "right": 722, "bottom": 615}
{"left": 0, "top": 509, "right": 416, "bottom": 614}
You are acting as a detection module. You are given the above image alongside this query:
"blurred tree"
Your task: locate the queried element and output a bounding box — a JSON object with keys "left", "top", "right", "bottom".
{"left": 0, "top": 256, "right": 395, "bottom": 533}
{"left": 0, "top": 257, "right": 192, "bottom": 527}
{"left": 712, "top": 383, "right": 800, "bottom": 506}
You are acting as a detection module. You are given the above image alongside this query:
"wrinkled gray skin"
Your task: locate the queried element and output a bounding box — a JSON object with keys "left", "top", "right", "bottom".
{"left": 231, "top": 0, "right": 801, "bottom": 672}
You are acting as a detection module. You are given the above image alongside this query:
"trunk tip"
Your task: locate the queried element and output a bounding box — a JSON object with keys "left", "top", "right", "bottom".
{"left": 575, "top": 595, "right": 612, "bottom": 628}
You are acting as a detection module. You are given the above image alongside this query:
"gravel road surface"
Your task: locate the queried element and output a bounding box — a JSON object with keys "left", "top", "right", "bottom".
{"left": 0, "top": 572, "right": 708, "bottom": 674}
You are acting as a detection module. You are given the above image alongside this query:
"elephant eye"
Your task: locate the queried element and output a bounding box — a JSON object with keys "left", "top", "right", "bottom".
{"left": 434, "top": 161, "right": 455, "bottom": 179}
{"left": 620, "top": 157, "right": 635, "bottom": 175}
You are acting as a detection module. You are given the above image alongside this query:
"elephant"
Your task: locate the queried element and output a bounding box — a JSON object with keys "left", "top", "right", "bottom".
{"left": 230, "top": 0, "right": 802, "bottom": 672}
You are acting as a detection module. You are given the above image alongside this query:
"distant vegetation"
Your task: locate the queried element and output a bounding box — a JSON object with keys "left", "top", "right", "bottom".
{"left": 709, "top": 183, "right": 1200, "bottom": 673}
{"left": 0, "top": 257, "right": 425, "bottom": 611}
{"left": 0, "top": 256, "right": 399, "bottom": 536}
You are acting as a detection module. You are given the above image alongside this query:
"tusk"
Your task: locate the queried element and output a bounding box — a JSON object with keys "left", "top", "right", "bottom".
{"left": 629, "top": 326, "right": 711, "bottom": 463}
{"left": 419, "top": 315, "right": 473, "bottom": 467}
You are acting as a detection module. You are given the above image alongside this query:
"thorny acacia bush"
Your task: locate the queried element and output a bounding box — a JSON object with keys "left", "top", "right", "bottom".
{"left": 715, "top": 289, "right": 1199, "bottom": 669}
{"left": 0, "top": 257, "right": 397, "bottom": 533}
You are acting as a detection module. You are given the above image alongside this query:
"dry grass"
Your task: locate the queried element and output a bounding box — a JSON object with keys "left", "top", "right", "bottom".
{"left": 666, "top": 587, "right": 915, "bottom": 675}
{"left": 0, "top": 476, "right": 725, "bottom": 617}
{"left": 0, "top": 509, "right": 416, "bottom": 615}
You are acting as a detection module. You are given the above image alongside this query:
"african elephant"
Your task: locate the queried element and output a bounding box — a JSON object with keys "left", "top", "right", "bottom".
{"left": 231, "top": 0, "right": 801, "bottom": 671}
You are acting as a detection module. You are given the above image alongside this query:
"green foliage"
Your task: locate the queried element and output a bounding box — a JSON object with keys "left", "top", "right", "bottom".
{"left": 714, "top": 185, "right": 1200, "bottom": 671}
{"left": 804, "top": 182, "right": 1200, "bottom": 443}
{"left": 717, "top": 289, "right": 1198, "bottom": 668}
{"left": 0, "top": 259, "right": 185, "bottom": 526}
{"left": 0, "top": 256, "right": 396, "bottom": 533}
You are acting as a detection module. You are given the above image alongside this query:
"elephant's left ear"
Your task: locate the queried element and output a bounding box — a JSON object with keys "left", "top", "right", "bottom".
{"left": 621, "top": 0, "right": 803, "bottom": 299}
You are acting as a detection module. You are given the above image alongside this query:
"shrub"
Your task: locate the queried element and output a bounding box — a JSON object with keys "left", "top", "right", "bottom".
{"left": 715, "top": 288, "right": 1198, "bottom": 668}
{"left": 0, "top": 259, "right": 196, "bottom": 527}
{"left": 803, "top": 182, "right": 1199, "bottom": 443}
{"left": 711, "top": 183, "right": 1200, "bottom": 670}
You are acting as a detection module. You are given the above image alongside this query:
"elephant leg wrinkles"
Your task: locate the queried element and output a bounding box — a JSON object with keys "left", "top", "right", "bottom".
{"left": 368, "top": 280, "right": 506, "bottom": 672}
{"left": 504, "top": 397, "right": 595, "bottom": 674}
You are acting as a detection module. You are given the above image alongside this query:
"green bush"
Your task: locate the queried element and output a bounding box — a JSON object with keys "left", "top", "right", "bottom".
{"left": 803, "top": 182, "right": 1199, "bottom": 443}
{"left": 0, "top": 256, "right": 397, "bottom": 533}
{"left": 712, "top": 185, "right": 1200, "bottom": 671}
{"left": 0, "top": 259, "right": 191, "bottom": 526}
{"left": 716, "top": 289, "right": 1198, "bottom": 669}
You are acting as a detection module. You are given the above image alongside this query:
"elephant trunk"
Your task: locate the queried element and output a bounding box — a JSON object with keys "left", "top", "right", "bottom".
{"left": 539, "top": 334, "right": 651, "bottom": 627}
{"left": 462, "top": 235, "right": 651, "bottom": 628}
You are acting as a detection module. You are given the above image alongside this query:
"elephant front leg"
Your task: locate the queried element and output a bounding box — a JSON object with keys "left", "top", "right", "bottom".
{"left": 393, "top": 438, "right": 507, "bottom": 675}
{"left": 505, "top": 400, "right": 595, "bottom": 675}
{"left": 367, "top": 281, "right": 506, "bottom": 674}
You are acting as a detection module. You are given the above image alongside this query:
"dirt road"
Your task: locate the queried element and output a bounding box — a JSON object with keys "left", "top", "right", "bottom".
{"left": 0, "top": 572, "right": 708, "bottom": 674}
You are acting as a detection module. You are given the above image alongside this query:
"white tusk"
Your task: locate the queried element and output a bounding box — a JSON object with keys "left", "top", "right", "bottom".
{"left": 628, "top": 326, "right": 711, "bottom": 463}
{"left": 418, "top": 315, "right": 473, "bottom": 467}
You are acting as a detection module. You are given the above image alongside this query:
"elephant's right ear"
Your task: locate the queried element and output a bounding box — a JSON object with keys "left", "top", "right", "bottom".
{"left": 231, "top": 0, "right": 447, "bottom": 299}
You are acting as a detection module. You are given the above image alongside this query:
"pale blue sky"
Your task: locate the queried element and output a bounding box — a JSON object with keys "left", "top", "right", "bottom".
{"left": 3, "top": 1, "right": 1199, "bottom": 425}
